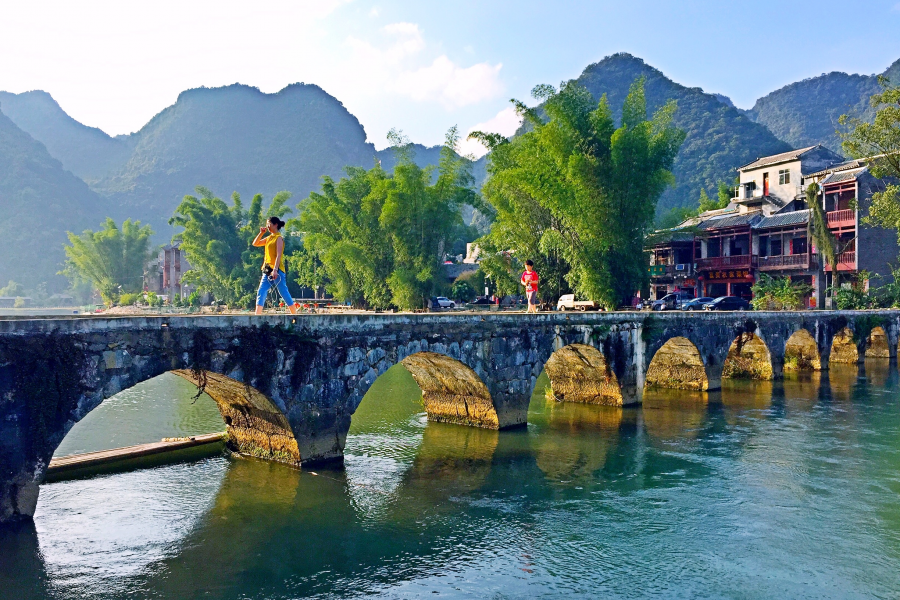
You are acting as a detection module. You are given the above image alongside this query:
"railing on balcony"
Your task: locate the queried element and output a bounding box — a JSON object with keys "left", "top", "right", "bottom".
{"left": 695, "top": 255, "right": 754, "bottom": 270}
{"left": 757, "top": 253, "right": 816, "bottom": 271}
{"left": 824, "top": 251, "right": 856, "bottom": 271}
{"left": 826, "top": 209, "right": 854, "bottom": 227}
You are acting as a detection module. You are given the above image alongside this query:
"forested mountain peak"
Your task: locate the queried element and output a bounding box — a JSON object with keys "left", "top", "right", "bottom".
{"left": 0, "top": 89, "right": 132, "bottom": 182}
{"left": 0, "top": 110, "right": 106, "bottom": 288}
{"left": 572, "top": 52, "right": 791, "bottom": 214}
{"left": 93, "top": 82, "right": 380, "bottom": 235}
{"left": 747, "top": 57, "right": 900, "bottom": 152}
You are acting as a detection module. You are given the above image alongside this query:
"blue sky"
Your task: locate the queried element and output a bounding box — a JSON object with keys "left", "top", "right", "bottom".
{"left": 1, "top": 0, "right": 898, "bottom": 156}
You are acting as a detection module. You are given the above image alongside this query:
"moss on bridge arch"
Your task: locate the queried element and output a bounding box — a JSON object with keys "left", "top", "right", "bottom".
{"left": 543, "top": 344, "right": 622, "bottom": 405}
{"left": 400, "top": 352, "right": 499, "bottom": 429}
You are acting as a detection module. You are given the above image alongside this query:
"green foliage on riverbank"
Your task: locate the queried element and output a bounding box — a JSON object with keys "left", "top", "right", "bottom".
{"left": 474, "top": 78, "right": 684, "bottom": 309}
{"left": 62, "top": 218, "right": 154, "bottom": 304}
{"left": 168, "top": 187, "right": 294, "bottom": 308}
{"left": 290, "top": 128, "right": 480, "bottom": 310}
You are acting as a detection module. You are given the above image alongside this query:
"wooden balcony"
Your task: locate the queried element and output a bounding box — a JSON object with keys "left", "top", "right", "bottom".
{"left": 827, "top": 209, "right": 854, "bottom": 228}
{"left": 695, "top": 255, "right": 754, "bottom": 270}
{"left": 824, "top": 251, "right": 856, "bottom": 272}
{"left": 757, "top": 253, "right": 816, "bottom": 271}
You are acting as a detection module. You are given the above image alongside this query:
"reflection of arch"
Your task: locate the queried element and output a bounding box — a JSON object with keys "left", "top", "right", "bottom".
{"left": 543, "top": 344, "right": 622, "bottom": 405}
{"left": 830, "top": 327, "right": 858, "bottom": 364}
{"left": 399, "top": 352, "right": 499, "bottom": 429}
{"left": 172, "top": 370, "right": 300, "bottom": 464}
{"left": 784, "top": 329, "right": 821, "bottom": 371}
{"left": 722, "top": 333, "right": 773, "bottom": 380}
{"left": 644, "top": 337, "right": 709, "bottom": 391}
{"left": 866, "top": 326, "right": 890, "bottom": 358}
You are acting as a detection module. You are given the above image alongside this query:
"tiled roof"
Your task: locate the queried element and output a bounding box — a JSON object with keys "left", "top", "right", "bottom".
{"left": 753, "top": 209, "right": 810, "bottom": 229}
{"left": 738, "top": 146, "right": 818, "bottom": 171}
{"left": 821, "top": 167, "right": 867, "bottom": 185}
{"left": 697, "top": 212, "right": 761, "bottom": 230}
{"left": 805, "top": 159, "right": 867, "bottom": 179}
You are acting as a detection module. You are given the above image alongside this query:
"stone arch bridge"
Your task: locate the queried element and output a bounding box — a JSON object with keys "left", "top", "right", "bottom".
{"left": 1, "top": 310, "right": 898, "bottom": 524}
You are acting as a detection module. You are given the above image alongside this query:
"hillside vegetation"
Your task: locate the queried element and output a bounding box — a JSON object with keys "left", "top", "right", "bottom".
{"left": 747, "top": 59, "right": 900, "bottom": 152}
{"left": 92, "top": 83, "right": 381, "bottom": 235}
{"left": 0, "top": 111, "right": 105, "bottom": 289}
{"left": 0, "top": 90, "right": 132, "bottom": 182}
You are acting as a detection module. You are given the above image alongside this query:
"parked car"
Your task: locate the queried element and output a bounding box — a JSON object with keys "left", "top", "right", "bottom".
{"left": 651, "top": 292, "right": 694, "bottom": 311}
{"left": 556, "top": 294, "right": 599, "bottom": 311}
{"left": 435, "top": 296, "right": 455, "bottom": 309}
{"left": 681, "top": 297, "right": 715, "bottom": 311}
{"left": 703, "top": 296, "right": 752, "bottom": 311}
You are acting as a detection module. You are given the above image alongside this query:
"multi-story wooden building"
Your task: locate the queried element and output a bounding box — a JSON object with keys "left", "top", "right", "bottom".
{"left": 648, "top": 146, "right": 898, "bottom": 304}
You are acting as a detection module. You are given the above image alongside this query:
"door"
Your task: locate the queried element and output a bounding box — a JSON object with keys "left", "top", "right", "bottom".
{"left": 763, "top": 172, "right": 769, "bottom": 196}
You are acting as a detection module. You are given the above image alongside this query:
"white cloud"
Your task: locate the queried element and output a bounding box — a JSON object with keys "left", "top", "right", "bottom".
{"left": 369, "top": 6, "right": 379, "bottom": 17}
{"left": 457, "top": 106, "right": 522, "bottom": 158}
{"left": 394, "top": 56, "right": 503, "bottom": 108}
{"left": 343, "top": 22, "right": 503, "bottom": 111}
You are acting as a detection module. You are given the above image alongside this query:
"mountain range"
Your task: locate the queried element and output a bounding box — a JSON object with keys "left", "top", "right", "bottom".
{"left": 1, "top": 52, "right": 898, "bottom": 290}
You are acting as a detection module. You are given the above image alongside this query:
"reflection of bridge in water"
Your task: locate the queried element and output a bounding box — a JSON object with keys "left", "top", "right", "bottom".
{"left": 1, "top": 310, "right": 899, "bottom": 524}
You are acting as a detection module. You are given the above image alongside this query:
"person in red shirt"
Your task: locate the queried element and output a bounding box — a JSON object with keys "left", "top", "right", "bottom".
{"left": 521, "top": 260, "right": 539, "bottom": 313}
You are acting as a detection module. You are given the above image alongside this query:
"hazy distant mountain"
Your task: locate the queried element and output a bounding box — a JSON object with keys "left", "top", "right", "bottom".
{"left": 93, "top": 83, "right": 380, "bottom": 234}
{"left": 747, "top": 58, "right": 900, "bottom": 152}
{"left": 572, "top": 53, "right": 792, "bottom": 213}
{"left": 0, "top": 110, "right": 105, "bottom": 289}
{"left": 0, "top": 90, "right": 132, "bottom": 182}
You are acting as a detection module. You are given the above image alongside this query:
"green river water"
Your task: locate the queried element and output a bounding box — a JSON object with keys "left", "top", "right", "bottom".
{"left": 2, "top": 362, "right": 900, "bottom": 599}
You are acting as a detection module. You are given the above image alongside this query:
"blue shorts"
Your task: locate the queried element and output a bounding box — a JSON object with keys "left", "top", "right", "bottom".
{"left": 256, "top": 270, "right": 294, "bottom": 307}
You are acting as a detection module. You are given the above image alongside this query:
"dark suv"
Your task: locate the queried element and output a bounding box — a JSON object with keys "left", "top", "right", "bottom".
{"left": 703, "top": 296, "right": 752, "bottom": 311}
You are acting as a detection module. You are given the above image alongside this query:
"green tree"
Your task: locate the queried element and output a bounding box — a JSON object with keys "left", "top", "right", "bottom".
{"left": 169, "top": 187, "right": 292, "bottom": 307}
{"left": 62, "top": 218, "right": 154, "bottom": 303}
{"left": 0, "top": 281, "right": 25, "bottom": 297}
{"left": 840, "top": 77, "right": 900, "bottom": 234}
{"left": 471, "top": 77, "right": 684, "bottom": 308}
{"left": 806, "top": 182, "right": 838, "bottom": 307}
{"left": 291, "top": 128, "right": 477, "bottom": 310}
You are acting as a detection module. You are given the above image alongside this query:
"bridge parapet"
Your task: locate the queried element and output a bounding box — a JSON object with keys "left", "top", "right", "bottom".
{"left": 1, "top": 310, "right": 898, "bottom": 525}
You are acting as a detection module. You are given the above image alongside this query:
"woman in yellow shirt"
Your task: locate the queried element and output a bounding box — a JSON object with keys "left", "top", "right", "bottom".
{"left": 251, "top": 217, "right": 297, "bottom": 315}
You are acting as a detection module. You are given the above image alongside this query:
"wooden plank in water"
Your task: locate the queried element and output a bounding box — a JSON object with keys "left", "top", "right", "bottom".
{"left": 48, "top": 432, "right": 226, "bottom": 476}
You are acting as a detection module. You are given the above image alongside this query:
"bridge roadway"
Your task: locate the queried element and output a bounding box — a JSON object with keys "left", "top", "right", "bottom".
{"left": 1, "top": 309, "right": 898, "bottom": 524}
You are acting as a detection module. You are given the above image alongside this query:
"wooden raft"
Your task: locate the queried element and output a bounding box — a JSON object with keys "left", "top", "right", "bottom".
{"left": 47, "top": 432, "right": 226, "bottom": 477}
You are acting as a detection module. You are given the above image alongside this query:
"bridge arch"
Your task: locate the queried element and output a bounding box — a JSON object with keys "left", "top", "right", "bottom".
{"left": 722, "top": 332, "right": 773, "bottom": 380}
{"left": 865, "top": 326, "right": 890, "bottom": 358}
{"left": 784, "top": 329, "right": 822, "bottom": 371}
{"left": 542, "top": 343, "right": 622, "bottom": 405}
{"left": 346, "top": 350, "right": 501, "bottom": 429}
{"left": 830, "top": 327, "right": 860, "bottom": 364}
{"left": 644, "top": 336, "right": 710, "bottom": 391}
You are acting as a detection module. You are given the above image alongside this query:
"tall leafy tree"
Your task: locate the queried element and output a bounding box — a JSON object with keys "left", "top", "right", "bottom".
{"left": 169, "top": 186, "right": 292, "bottom": 307}
{"left": 62, "top": 218, "right": 154, "bottom": 303}
{"left": 840, "top": 77, "right": 900, "bottom": 234}
{"left": 291, "top": 128, "right": 478, "bottom": 310}
{"left": 472, "top": 77, "right": 684, "bottom": 308}
{"left": 806, "top": 182, "right": 837, "bottom": 307}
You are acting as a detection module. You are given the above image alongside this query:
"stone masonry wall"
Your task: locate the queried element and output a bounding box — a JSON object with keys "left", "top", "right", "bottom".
{"left": 1, "top": 310, "right": 900, "bottom": 525}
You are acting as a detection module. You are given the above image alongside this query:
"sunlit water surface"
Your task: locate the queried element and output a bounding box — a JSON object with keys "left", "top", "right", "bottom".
{"left": 2, "top": 363, "right": 900, "bottom": 599}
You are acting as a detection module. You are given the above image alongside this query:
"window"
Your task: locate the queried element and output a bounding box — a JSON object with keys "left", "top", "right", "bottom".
{"left": 779, "top": 169, "right": 791, "bottom": 185}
